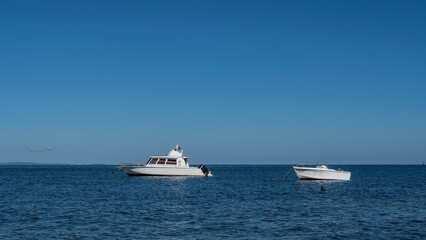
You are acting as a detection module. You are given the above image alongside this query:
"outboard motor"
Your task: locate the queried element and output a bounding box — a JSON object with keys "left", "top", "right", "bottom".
{"left": 199, "top": 164, "right": 210, "bottom": 177}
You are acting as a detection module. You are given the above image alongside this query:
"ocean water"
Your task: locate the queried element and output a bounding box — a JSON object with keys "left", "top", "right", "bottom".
{"left": 0, "top": 165, "right": 424, "bottom": 239}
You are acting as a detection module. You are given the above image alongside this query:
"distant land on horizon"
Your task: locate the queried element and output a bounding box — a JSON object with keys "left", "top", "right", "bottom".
{"left": 0, "top": 162, "right": 67, "bottom": 165}
{"left": 0, "top": 162, "right": 107, "bottom": 166}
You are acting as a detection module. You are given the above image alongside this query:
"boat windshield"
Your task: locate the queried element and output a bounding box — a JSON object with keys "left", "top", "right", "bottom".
{"left": 147, "top": 158, "right": 177, "bottom": 165}
{"left": 148, "top": 158, "right": 158, "bottom": 164}
{"left": 157, "top": 159, "right": 166, "bottom": 164}
{"left": 317, "top": 165, "right": 328, "bottom": 169}
{"left": 166, "top": 159, "right": 177, "bottom": 165}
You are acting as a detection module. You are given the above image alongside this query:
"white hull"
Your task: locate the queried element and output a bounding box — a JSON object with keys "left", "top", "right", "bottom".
{"left": 293, "top": 166, "right": 351, "bottom": 181}
{"left": 120, "top": 166, "right": 212, "bottom": 177}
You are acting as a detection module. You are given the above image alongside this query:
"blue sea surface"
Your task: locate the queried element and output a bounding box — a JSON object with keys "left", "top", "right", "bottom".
{"left": 0, "top": 165, "right": 424, "bottom": 239}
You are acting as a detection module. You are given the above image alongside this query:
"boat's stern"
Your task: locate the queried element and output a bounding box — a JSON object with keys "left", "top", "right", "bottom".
{"left": 199, "top": 164, "right": 213, "bottom": 177}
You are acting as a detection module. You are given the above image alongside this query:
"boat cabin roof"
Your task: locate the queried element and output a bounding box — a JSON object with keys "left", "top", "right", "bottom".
{"left": 150, "top": 156, "right": 190, "bottom": 159}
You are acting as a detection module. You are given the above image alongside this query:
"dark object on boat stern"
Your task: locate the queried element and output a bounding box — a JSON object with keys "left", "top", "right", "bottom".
{"left": 199, "top": 164, "right": 210, "bottom": 176}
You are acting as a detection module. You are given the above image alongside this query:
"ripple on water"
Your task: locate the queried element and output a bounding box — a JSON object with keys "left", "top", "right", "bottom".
{"left": 0, "top": 165, "right": 425, "bottom": 239}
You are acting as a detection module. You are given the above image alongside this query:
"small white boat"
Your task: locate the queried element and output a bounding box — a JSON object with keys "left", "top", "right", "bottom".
{"left": 118, "top": 145, "right": 212, "bottom": 177}
{"left": 293, "top": 165, "right": 351, "bottom": 181}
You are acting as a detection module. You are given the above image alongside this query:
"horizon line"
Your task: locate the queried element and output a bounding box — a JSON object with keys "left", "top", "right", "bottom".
{"left": 0, "top": 162, "right": 424, "bottom": 166}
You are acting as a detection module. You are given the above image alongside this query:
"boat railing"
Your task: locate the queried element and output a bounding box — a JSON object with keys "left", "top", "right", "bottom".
{"left": 119, "top": 162, "right": 143, "bottom": 166}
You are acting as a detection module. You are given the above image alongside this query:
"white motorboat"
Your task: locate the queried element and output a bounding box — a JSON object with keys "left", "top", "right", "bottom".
{"left": 293, "top": 165, "right": 351, "bottom": 181}
{"left": 118, "top": 145, "right": 212, "bottom": 177}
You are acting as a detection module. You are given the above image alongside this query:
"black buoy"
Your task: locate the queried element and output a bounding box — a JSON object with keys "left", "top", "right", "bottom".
{"left": 321, "top": 186, "right": 326, "bottom": 191}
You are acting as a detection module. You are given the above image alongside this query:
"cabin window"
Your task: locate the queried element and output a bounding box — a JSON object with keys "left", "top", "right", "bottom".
{"left": 157, "top": 159, "right": 166, "bottom": 164}
{"left": 166, "top": 159, "right": 177, "bottom": 165}
{"left": 148, "top": 159, "right": 158, "bottom": 164}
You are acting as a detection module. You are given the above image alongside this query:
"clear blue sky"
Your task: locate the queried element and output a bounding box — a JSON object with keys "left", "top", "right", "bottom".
{"left": 1, "top": 0, "right": 425, "bottom": 164}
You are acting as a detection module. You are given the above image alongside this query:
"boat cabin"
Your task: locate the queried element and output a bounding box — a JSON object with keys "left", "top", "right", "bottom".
{"left": 146, "top": 156, "right": 189, "bottom": 167}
